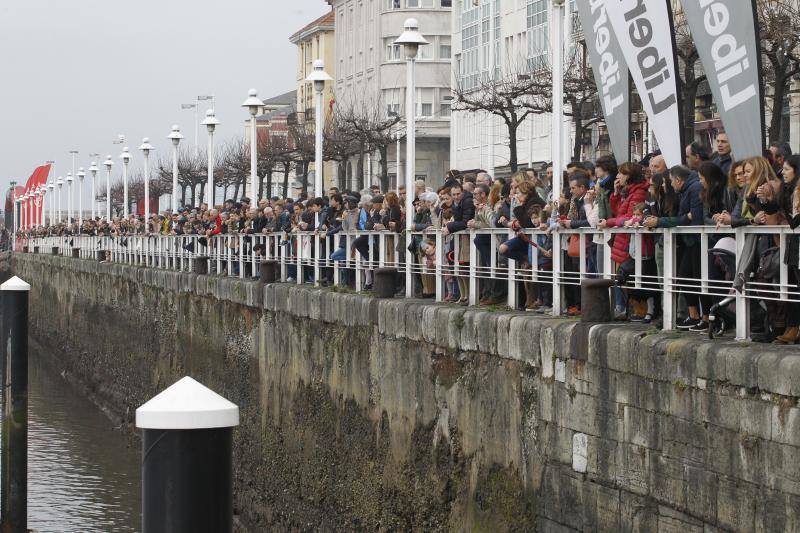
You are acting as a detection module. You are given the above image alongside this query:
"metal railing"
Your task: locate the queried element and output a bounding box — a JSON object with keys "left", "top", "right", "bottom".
{"left": 21, "top": 225, "right": 800, "bottom": 342}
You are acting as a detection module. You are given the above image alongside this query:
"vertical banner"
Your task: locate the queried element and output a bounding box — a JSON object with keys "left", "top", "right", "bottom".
{"left": 576, "top": 0, "right": 631, "bottom": 162}
{"left": 605, "top": 0, "right": 684, "bottom": 167}
{"left": 679, "top": 0, "right": 764, "bottom": 158}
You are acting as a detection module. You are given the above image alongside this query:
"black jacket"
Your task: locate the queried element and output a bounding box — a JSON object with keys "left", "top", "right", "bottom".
{"left": 512, "top": 194, "right": 546, "bottom": 229}
{"left": 446, "top": 191, "right": 475, "bottom": 233}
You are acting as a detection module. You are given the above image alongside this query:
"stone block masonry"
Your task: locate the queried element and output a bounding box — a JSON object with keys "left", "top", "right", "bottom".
{"left": 6, "top": 252, "right": 800, "bottom": 532}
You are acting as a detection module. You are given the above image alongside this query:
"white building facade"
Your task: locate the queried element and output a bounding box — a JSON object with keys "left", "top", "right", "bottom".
{"left": 328, "top": 0, "right": 453, "bottom": 190}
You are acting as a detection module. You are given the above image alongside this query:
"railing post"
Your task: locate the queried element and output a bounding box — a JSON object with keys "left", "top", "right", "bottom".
{"left": 136, "top": 377, "right": 239, "bottom": 533}
{"left": 662, "top": 229, "right": 675, "bottom": 331}
{"left": 435, "top": 231, "right": 443, "bottom": 302}
{"left": 0, "top": 276, "right": 31, "bottom": 533}
{"left": 735, "top": 227, "right": 750, "bottom": 341}
{"left": 552, "top": 230, "right": 562, "bottom": 316}
{"left": 507, "top": 229, "right": 517, "bottom": 309}
{"left": 468, "top": 229, "right": 478, "bottom": 306}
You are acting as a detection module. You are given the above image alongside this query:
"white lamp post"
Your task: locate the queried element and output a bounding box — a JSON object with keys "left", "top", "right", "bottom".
{"left": 394, "top": 18, "right": 428, "bottom": 298}
{"left": 56, "top": 176, "right": 64, "bottom": 223}
{"left": 168, "top": 125, "right": 184, "bottom": 212}
{"left": 47, "top": 179, "right": 54, "bottom": 225}
{"left": 550, "top": 0, "right": 565, "bottom": 189}
{"left": 305, "top": 60, "right": 333, "bottom": 202}
{"left": 89, "top": 162, "right": 98, "bottom": 221}
{"left": 103, "top": 156, "right": 114, "bottom": 219}
{"left": 38, "top": 185, "right": 46, "bottom": 227}
{"left": 120, "top": 147, "right": 131, "bottom": 218}
{"left": 76, "top": 168, "right": 85, "bottom": 228}
{"left": 139, "top": 138, "right": 154, "bottom": 222}
{"left": 20, "top": 193, "right": 26, "bottom": 230}
{"left": 33, "top": 188, "right": 41, "bottom": 227}
{"left": 242, "top": 89, "right": 264, "bottom": 200}
{"left": 200, "top": 110, "right": 220, "bottom": 207}
{"left": 66, "top": 172, "right": 73, "bottom": 224}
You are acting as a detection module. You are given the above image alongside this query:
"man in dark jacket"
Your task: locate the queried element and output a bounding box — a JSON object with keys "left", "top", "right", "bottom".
{"left": 712, "top": 132, "right": 733, "bottom": 175}
{"left": 559, "top": 172, "right": 591, "bottom": 312}
{"left": 644, "top": 165, "right": 706, "bottom": 331}
{"left": 441, "top": 183, "right": 474, "bottom": 304}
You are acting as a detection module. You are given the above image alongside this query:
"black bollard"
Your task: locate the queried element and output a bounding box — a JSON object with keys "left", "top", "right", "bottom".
{"left": 21, "top": 246, "right": 28, "bottom": 254}
{"left": 193, "top": 256, "right": 209, "bottom": 275}
{"left": 72, "top": 247, "right": 80, "bottom": 259}
{"left": 0, "top": 276, "right": 30, "bottom": 533}
{"left": 136, "top": 377, "right": 239, "bottom": 533}
{"left": 32, "top": 246, "right": 38, "bottom": 254}
{"left": 97, "top": 250, "right": 106, "bottom": 262}
{"left": 51, "top": 246, "right": 59, "bottom": 256}
{"left": 580, "top": 279, "right": 615, "bottom": 323}
{"left": 373, "top": 268, "right": 397, "bottom": 298}
{"left": 259, "top": 260, "right": 277, "bottom": 284}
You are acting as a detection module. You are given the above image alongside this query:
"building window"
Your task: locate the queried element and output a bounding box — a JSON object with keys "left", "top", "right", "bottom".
{"left": 383, "top": 88, "right": 402, "bottom": 117}
{"left": 417, "top": 88, "right": 434, "bottom": 117}
{"left": 385, "top": 38, "right": 401, "bottom": 61}
{"left": 439, "top": 36, "right": 451, "bottom": 59}
{"left": 388, "top": 0, "right": 401, "bottom": 8}
{"left": 527, "top": 0, "right": 548, "bottom": 72}
{"left": 407, "top": 0, "right": 434, "bottom": 6}
{"left": 440, "top": 94, "right": 453, "bottom": 117}
{"left": 417, "top": 39, "right": 433, "bottom": 60}
{"left": 441, "top": 0, "right": 452, "bottom": 6}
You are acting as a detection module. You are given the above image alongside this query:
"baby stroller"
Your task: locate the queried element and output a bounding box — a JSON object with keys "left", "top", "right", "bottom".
{"left": 708, "top": 235, "right": 777, "bottom": 341}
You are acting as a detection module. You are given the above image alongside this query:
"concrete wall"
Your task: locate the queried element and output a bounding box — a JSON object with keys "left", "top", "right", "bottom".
{"left": 7, "top": 252, "right": 800, "bottom": 532}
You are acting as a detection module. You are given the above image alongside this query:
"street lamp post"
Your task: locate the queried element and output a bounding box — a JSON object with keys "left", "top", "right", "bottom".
{"left": 242, "top": 89, "right": 264, "bottom": 201}
{"left": 200, "top": 110, "right": 220, "bottom": 207}
{"left": 168, "top": 126, "right": 184, "bottom": 212}
{"left": 76, "top": 168, "right": 85, "bottom": 228}
{"left": 550, "top": 0, "right": 565, "bottom": 316}
{"left": 47, "top": 179, "right": 54, "bottom": 225}
{"left": 306, "top": 60, "right": 333, "bottom": 203}
{"left": 34, "top": 188, "right": 41, "bottom": 227}
{"left": 120, "top": 147, "right": 131, "bottom": 218}
{"left": 103, "top": 156, "right": 114, "bottom": 219}
{"left": 394, "top": 18, "right": 428, "bottom": 298}
{"left": 66, "top": 172, "right": 73, "bottom": 224}
{"left": 89, "top": 162, "right": 98, "bottom": 221}
{"left": 139, "top": 138, "right": 154, "bottom": 222}
{"left": 40, "top": 185, "right": 47, "bottom": 227}
{"left": 56, "top": 176, "right": 64, "bottom": 223}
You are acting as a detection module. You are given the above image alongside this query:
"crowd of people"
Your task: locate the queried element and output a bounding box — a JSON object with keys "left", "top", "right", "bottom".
{"left": 16, "top": 134, "right": 800, "bottom": 343}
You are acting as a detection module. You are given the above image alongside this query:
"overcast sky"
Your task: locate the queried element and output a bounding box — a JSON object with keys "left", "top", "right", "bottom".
{"left": 0, "top": 0, "right": 330, "bottom": 198}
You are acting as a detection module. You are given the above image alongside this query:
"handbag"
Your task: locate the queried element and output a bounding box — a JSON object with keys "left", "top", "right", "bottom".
{"left": 567, "top": 234, "right": 581, "bottom": 258}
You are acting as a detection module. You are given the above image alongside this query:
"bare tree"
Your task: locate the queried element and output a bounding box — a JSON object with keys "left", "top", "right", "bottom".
{"left": 453, "top": 58, "right": 551, "bottom": 172}
{"left": 323, "top": 113, "right": 357, "bottom": 189}
{"left": 757, "top": 0, "right": 800, "bottom": 143}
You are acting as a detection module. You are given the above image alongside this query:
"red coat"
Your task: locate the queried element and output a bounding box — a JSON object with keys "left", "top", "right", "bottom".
{"left": 605, "top": 180, "right": 653, "bottom": 264}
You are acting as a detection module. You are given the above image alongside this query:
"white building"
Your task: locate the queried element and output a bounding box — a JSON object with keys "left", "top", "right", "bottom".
{"left": 327, "top": 0, "right": 453, "bottom": 190}
{"left": 450, "top": 0, "right": 590, "bottom": 177}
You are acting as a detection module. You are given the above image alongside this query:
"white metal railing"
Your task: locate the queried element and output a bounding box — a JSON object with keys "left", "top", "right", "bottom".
{"left": 22, "top": 225, "right": 800, "bottom": 342}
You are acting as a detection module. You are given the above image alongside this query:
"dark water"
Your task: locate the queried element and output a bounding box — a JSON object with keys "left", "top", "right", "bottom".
{"left": 26, "top": 344, "right": 141, "bottom": 532}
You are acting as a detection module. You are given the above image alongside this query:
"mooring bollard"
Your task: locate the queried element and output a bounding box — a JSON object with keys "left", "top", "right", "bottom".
{"left": 97, "top": 250, "right": 106, "bottom": 262}
{"left": 72, "top": 247, "right": 80, "bottom": 258}
{"left": 51, "top": 246, "right": 59, "bottom": 256}
{"left": 374, "top": 268, "right": 397, "bottom": 298}
{"left": 136, "top": 376, "right": 239, "bottom": 533}
{"left": 193, "top": 256, "right": 209, "bottom": 275}
{"left": 32, "top": 246, "right": 38, "bottom": 254}
{"left": 580, "top": 279, "right": 615, "bottom": 323}
{"left": 259, "top": 260, "right": 277, "bottom": 283}
{"left": 0, "top": 276, "right": 30, "bottom": 533}
{"left": 21, "top": 246, "right": 28, "bottom": 254}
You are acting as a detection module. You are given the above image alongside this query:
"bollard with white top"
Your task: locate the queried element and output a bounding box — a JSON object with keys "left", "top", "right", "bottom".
{"left": 136, "top": 376, "right": 239, "bottom": 533}
{"left": 0, "top": 276, "right": 30, "bottom": 533}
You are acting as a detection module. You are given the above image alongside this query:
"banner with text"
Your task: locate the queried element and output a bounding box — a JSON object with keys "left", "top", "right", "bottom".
{"left": 577, "top": 0, "right": 631, "bottom": 161}
{"left": 679, "top": 0, "right": 763, "bottom": 158}
{"left": 606, "top": 0, "right": 683, "bottom": 166}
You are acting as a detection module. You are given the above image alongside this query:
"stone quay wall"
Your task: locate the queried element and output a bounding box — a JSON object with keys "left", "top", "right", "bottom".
{"left": 5, "top": 251, "right": 800, "bottom": 532}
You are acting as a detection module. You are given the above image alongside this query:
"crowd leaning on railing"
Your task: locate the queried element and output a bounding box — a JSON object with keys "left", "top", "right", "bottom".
{"left": 18, "top": 137, "right": 800, "bottom": 344}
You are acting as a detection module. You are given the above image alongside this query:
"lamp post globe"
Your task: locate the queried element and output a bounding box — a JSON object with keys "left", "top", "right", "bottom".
{"left": 168, "top": 125, "right": 184, "bottom": 213}
{"left": 139, "top": 138, "right": 154, "bottom": 223}
{"left": 88, "top": 162, "right": 98, "bottom": 221}
{"left": 120, "top": 147, "right": 132, "bottom": 218}
{"left": 201, "top": 110, "right": 220, "bottom": 207}
{"left": 394, "top": 18, "right": 428, "bottom": 298}
{"left": 305, "top": 60, "right": 332, "bottom": 204}
{"left": 241, "top": 89, "right": 264, "bottom": 201}
{"left": 103, "top": 155, "right": 114, "bottom": 220}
